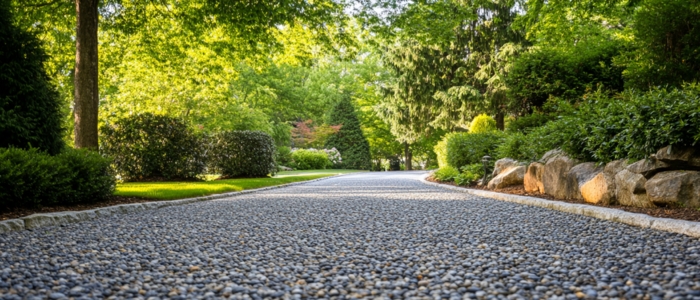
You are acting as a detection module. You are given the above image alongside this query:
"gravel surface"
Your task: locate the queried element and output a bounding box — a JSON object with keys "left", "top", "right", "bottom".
{"left": 1, "top": 171, "right": 699, "bottom": 300}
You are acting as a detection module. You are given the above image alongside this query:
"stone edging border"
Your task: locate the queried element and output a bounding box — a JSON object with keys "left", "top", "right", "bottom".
{"left": 0, "top": 174, "right": 348, "bottom": 234}
{"left": 419, "top": 173, "right": 700, "bottom": 238}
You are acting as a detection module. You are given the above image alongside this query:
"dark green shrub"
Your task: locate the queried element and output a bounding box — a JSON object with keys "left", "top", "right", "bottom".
{"left": 505, "top": 112, "right": 553, "bottom": 134}
{"left": 389, "top": 157, "right": 401, "bottom": 171}
{"left": 0, "top": 2, "right": 64, "bottom": 154}
{"left": 0, "top": 148, "right": 114, "bottom": 209}
{"left": 100, "top": 113, "right": 206, "bottom": 181}
{"left": 276, "top": 146, "right": 293, "bottom": 166}
{"left": 291, "top": 149, "right": 331, "bottom": 170}
{"left": 557, "top": 85, "right": 700, "bottom": 162}
{"left": 446, "top": 132, "right": 506, "bottom": 169}
{"left": 433, "top": 166, "right": 459, "bottom": 181}
{"left": 209, "top": 130, "right": 276, "bottom": 178}
{"left": 325, "top": 97, "right": 372, "bottom": 169}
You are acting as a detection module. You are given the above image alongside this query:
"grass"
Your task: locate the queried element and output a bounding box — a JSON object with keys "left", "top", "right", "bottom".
{"left": 114, "top": 169, "right": 361, "bottom": 200}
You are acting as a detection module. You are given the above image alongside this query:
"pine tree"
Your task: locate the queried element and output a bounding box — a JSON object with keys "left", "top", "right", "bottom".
{"left": 325, "top": 97, "right": 371, "bottom": 170}
{"left": 0, "top": 0, "right": 64, "bottom": 154}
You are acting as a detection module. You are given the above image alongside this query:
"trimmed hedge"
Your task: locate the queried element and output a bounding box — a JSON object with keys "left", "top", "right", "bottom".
{"left": 446, "top": 132, "right": 505, "bottom": 169}
{"left": 291, "top": 149, "right": 331, "bottom": 170}
{"left": 100, "top": 113, "right": 206, "bottom": 181}
{"left": 209, "top": 130, "right": 276, "bottom": 178}
{"left": 0, "top": 148, "right": 114, "bottom": 208}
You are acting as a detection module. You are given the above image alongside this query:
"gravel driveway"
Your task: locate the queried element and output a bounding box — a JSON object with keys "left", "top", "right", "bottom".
{"left": 1, "top": 171, "right": 699, "bottom": 300}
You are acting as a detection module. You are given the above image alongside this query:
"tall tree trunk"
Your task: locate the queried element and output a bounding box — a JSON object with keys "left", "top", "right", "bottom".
{"left": 404, "top": 142, "right": 413, "bottom": 171}
{"left": 74, "top": 0, "right": 99, "bottom": 149}
{"left": 495, "top": 111, "right": 505, "bottom": 131}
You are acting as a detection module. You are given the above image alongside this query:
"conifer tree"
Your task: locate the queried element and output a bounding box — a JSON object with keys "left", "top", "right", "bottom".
{"left": 0, "top": 1, "right": 64, "bottom": 154}
{"left": 325, "top": 97, "right": 371, "bottom": 170}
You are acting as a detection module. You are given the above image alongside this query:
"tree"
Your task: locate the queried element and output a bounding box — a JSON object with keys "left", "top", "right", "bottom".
{"left": 73, "top": 0, "right": 98, "bottom": 149}
{"left": 325, "top": 97, "right": 372, "bottom": 170}
{"left": 0, "top": 0, "right": 64, "bottom": 154}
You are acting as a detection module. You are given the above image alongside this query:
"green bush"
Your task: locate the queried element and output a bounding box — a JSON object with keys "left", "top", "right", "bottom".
{"left": 433, "top": 166, "right": 459, "bottom": 182}
{"left": 0, "top": 148, "right": 114, "bottom": 208}
{"left": 0, "top": 3, "right": 64, "bottom": 154}
{"left": 505, "top": 112, "right": 553, "bottom": 134}
{"left": 434, "top": 135, "right": 450, "bottom": 168}
{"left": 556, "top": 86, "right": 700, "bottom": 162}
{"left": 291, "top": 149, "right": 331, "bottom": 170}
{"left": 469, "top": 114, "right": 497, "bottom": 133}
{"left": 100, "top": 113, "right": 206, "bottom": 181}
{"left": 209, "top": 130, "right": 276, "bottom": 178}
{"left": 446, "top": 132, "right": 506, "bottom": 169}
{"left": 454, "top": 164, "right": 484, "bottom": 186}
{"left": 276, "top": 146, "right": 293, "bottom": 166}
{"left": 325, "top": 97, "right": 372, "bottom": 169}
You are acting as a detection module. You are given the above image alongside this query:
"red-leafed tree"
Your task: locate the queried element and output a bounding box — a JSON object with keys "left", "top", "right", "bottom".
{"left": 291, "top": 120, "right": 341, "bottom": 149}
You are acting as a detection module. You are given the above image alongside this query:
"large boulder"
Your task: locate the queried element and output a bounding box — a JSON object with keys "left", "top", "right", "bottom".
{"left": 646, "top": 171, "right": 700, "bottom": 208}
{"left": 524, "top": 162, "right": 545, "bottom": 193}
{"left": 492, "top": 158, "right": 519, "bottom": 177}
{"left": 488, "top": 166, "right": 526, "bottom": 190}
{"left": 580, "top": 172, "right": 616, "bottom": 205}
{"left": 615, "top": 169, "right": 654, "bottom": 208}
{"left": 604, "top": 159, "right": 629, "bottom": 177}
{"left": 626, "top": 158, "right": 671, "bottom": 178}
{"left": 655, "top": 146, "right": 700, "bottom": 169}
{"left": 543, "top": 153, "right": 579, "bottom": 199}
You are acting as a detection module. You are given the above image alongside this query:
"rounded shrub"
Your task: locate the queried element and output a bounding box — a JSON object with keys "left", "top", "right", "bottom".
{"left": 469, "top": 114, "right": 497, "bottom": 133}
{"left": 291, "top": 149, "right": 331, "bottom": 170}
{"left": 0, "top": 147, "right": 114, "bottom": 208}
{"left": 0, "top": 2, "right": 64, "bottom": 154}
{"left": 209, "top": 130, "right": 276, "bottom": 178}
{"left": 446, "top": 132, "right": 506, "bottom": 169}
{"left": 100, "top": 113, "right": 206, "bottom": 181}
{"left": 276, "top": 146, "right": 293, "bottom": 167}
{"left": 433, "top": 166, "right": 459, "bottom": 182}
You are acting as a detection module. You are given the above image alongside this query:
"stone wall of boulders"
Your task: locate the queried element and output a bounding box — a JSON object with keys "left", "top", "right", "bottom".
{"left": 486, "top": 146, "right": 700, "bottom": 209}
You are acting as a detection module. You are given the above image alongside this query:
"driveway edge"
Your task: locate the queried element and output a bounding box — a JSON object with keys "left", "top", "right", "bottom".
{"left": 0, "top": 174, "right": 347, "bottom": 234}
{"left": 420, "top": 173, "right": 700, "bottom": 238}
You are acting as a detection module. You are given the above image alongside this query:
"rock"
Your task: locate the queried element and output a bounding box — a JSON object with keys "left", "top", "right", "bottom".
{"left": 492, "top": 158, "right": 519, "bottom": 177}
{"left": 0, "top": 219, "right": 24, "bottom": 233}
{"left": 655, "top": 145, "right": 700, "bottom": 168}
{"left": 524, "top": 162, "right": 545, "bottom": 193}
{"left": 615, "top": 169, "right": 654, "bottom": 208}
{"left": 487, "top": 166, "right": 526, "bottom": 190}
{"left": 543, "top": 153, "right": 579, "bottom": 199}
{"left": 567, "top": 163, "right": 603, "bottom": 200}
{"left": 580, "top": 172, "right": 615, "bottom": 205}
{"left": 604, "top": 159, "right": 629, "bottom": 177}
{"left": 279, "top": 165, "right": 294, "bottom": 171}
{"left": 626, "top": 158, "right": 671, "bottom": 178}
{"left": 646, "top": 171, "right": 700, "bottom": 208}
{"left": 540, "top": 149, "right": 564, "bottom": 163}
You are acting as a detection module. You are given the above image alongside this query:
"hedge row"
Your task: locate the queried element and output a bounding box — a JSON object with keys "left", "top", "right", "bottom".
{"left": 0, "top": 148, "right": 114, "bottom": 208}
{"left": 100, "top": 113, "right": 278, "bottom": 181}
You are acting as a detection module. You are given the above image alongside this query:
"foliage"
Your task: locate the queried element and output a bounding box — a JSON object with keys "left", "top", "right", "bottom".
{"left": 100, "top": 113, "right": 206, "bottom": 182}
{"left": 620, "top": 0, "right": 700, "bottom": 89}
{"left": 505, "top": 112, "right": 553, "bottom": 134}
{"left": 209, "top": 130, "right": 277, "bottom": 178}
{"left": 433, "top": 166, "right": 459, "bottom": 182}
{"left": 434, "top": 136, "right": 450, "bottom": 168}
{"left": 291, "top": 149, "right": 331, "bottom": 170}
{"left": 0, "top": 147, "right": 114, "bottom": 208}
{"left": 556, "top": 85, "right": 700, "bottom": 162}
{"left": 446, "top": 132, "right": 506, "bottom": 169}
{"left": 496, "top": 132, "right": 539, "bottom": 161}
{"left": 323, "top": 148, "right": 343, "bottom": 168}
{"left": 276, "top": 146, "right": 293, "bottom": 167}
{"left": 114, "top": 173, "right": 334, "bottom": 200}
{"left": 0, "top": 1, "right": 64, "bottom": 154}
{"left": 291, "top": 120, "right": 341, "bottom": 149}
{"left": 454, "top": 164, "right": 485, "bottom": 186}
{"left": 506, "top": 41, "right": 624, "bottom": 113}
{"left": 325, "top": 97, "right": 372, "bottom": 169}
{"left": 469, "top": 114, "right": 498, "bottom": 133}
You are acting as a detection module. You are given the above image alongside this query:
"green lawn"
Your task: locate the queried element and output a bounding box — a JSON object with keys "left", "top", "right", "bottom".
{"left": 115, "top": 169, "right": 361, "bottom": 200}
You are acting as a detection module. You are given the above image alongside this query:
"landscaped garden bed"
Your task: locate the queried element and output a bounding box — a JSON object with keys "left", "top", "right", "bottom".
{"left": 427, "top": 176, "right": 700, "bottom": 222}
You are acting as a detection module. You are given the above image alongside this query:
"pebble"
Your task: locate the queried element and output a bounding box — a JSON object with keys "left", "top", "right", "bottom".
{"left": 0, "top": 172, "right": 698, "bottom": 299}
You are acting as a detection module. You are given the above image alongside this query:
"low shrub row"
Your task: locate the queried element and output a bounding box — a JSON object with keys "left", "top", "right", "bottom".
{"left": 0, "top": 148, "right": 114, "bottom": 208}
{"left": 289, "top": 148, "right": 342, "bottom": 170}
{"left": 101, "top": 113, "right": 277, "bottom": 181}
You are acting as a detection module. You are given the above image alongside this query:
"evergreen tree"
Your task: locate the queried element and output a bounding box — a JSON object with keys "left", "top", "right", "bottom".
{"left": 0, "top": 0, "right": 64, "bottom": 154}
{"left": 325, "top": 97, "right": 371, "bottom": 170}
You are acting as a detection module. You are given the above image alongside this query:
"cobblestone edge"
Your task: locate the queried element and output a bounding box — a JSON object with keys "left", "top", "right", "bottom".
{"left": 419, "top": 173, "right": 700, "bottom": 238}
{"left": 0, "top": 174, "right": 347, "bottom": 234}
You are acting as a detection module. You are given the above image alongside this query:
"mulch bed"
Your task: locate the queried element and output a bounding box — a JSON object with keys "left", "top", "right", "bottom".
{"left": 427, "top": 177, "right": 700, "bottom": 222}
{"left": 0, "top": 196, "right": 154, "bottom": 221}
